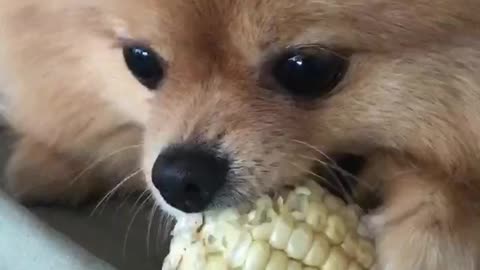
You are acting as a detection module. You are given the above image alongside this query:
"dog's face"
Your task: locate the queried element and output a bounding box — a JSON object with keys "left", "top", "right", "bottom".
{"left": 2, "top": 0, "right": 480, "bottom": 215}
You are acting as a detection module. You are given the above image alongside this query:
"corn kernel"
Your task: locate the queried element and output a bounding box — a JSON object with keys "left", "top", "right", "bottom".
{"left": 325, "top": 215, "right": 347, "bottom": 244}
{"left": 356, "top": 239, "right": 375, "bottom": 269}
{"left": 162, "top": 180, "right": 375, "bottom": 270}
{"left": 342, "top": 206, "right": 361, "bottom": 229}
{"left": 286, "top": 223, "right": 314, "bottom": 260}
{"left": 305, "top": 202, "right": 328, "bottom": 232}
{"left": 266, "top": 251, "right": 289, "bottom": 270}
{"left": 252, "top": 222, "right": 274, "bottom": 241}
{"left": 347, "top": 262, "right": 364, "bottom": 270}
{"left": 228, "top": 231, "right": 253, "bottom": 268}
{"left": 269, "top": 214, "right": 294, "bottom": 250}
{"left": 324, "top": 194, "right": 345, "bottom": 211}
{"left": 287, "top": 260, "right": 302, "bottom": 270}
{"left": 323, "top": 247, "right": 349, "bottom": 270}
{"left": 303, "top": 234, "right": 330, "bottom": 267}
{"left": 341, "top": 233, "right": 358, "bottom": 258}
{"left": 206, "top": 254, "right": 228, "bottom": 270}
{"left": 244, "top": 241, "right": 271, "bottom": 270}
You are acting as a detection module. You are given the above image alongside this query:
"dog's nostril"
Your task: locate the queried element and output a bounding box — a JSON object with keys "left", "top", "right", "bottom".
{"left": 151, "top": 144, "right": 229, "bottom": 213}
{"left": 184, "top": 183, "right": 200, "bottom": 195}
{"left": 184, "top": 183, "right": 206, "bottom": 201}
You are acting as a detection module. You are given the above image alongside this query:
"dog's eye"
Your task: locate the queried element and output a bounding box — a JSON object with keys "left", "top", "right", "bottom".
{"left": 272, "top": 47, "right": 348, "bottom": 98}
{"left": 123, "top": 46, "right": 164, "bottom": 90}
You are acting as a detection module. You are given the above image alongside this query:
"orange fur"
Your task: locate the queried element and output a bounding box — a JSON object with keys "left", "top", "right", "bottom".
{"left": 1, "top": 0, "right": 480, "bottom": 268}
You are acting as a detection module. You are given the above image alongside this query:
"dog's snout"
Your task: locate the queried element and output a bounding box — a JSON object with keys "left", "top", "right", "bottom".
{"left": 151, "top": 144, "right": 229, "bottom": 213}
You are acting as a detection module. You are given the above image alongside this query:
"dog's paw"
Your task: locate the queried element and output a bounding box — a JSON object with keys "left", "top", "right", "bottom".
{"left": 364, "top": 205, "right": 480, "bottom": 270}
{"left": 3, "top": 139, "right": 100, "bottom": 206}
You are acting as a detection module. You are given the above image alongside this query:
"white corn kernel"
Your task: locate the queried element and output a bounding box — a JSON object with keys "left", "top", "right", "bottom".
{"left": 269, "top": 214, "right": 294, "bottom": 250}
{"left": 266, "top": 251, "right": 289, "bottom": 270}
{"left": 304, "top": 180, "right": 326, "bottom": 198}
{"left": 323, "top": 247, "right": 349, "bottom": 270}
{"left": 244, "top": 241, "right": 271, "bottom": 270}
{"left": 178, "top": 242, "right": 206, "bottom": 270}
{"left": 347, "top": 262, "right": 364, "bottom": 270}
{"left": 341, "top": 233, "right": 358, "bottom": 258}
{"left": 228, "top": 231, "right": 253, "bottom": 268}
{"left": 303, "top": 234, "right": 330, "bottom": 267}
{"left": 217, "top": 208, "right": 241, "bottom": 222}
{"left": 221, "top": 223, "right": 243, "bottom": 251}
{"left": 295, "top": 186, "right": 312, "bottom": 196}
{"left": 205, "top": 234, "right": 223, "bottom": 253}
{"left": 252, "top": 222, "right": 274, "bottom": 241}
{"left": 305, "top": 202, "right": 328, "bottom": 232}
{"left": 342, "top": 206, "right": 361, "bottom": 229}
{"left": 291, "top": 211, "right": 306, "bottom": 221}
{"left": 324, "top": 194, "right": 345, "bottom": 211}
{"left": 286, "top": 223, "right": 314, "bottom": 260}
{"left": 356, "top": 239, "right": 375, "bottom": 269}
{"left": 206, "top": 254, "right": 229, "bottom": 270}
{"left": 325, "top": 215, "right": 348, "bottom": 244}
{"left": 287, "top": 260, "right": 302, "bottom": 270}
{"left": 163, "top": 180, "right": 375, "bottom": 270}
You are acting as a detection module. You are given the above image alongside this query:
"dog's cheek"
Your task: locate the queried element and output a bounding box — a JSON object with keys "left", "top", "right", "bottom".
{"left": 224, "top": 133, "right": 316, "bottom": 199}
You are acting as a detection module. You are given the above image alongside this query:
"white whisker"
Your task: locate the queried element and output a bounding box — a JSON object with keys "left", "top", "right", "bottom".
{"left": 146, "top": 204, "right": 158, "bottom": 257}
{"left": 68, "top": 144, "right": 143, "bottom": 187}
{"left": 90, "top": 168, "right": 143, "bottom": 217}
{"left": 288, "top": 161, "right": 341, "bottom": 194}
{"left": 130, "top": 189, "right": 150, "bottom": 213}
{"left": 123, "top": 193, "right": 152, "bottom": 258}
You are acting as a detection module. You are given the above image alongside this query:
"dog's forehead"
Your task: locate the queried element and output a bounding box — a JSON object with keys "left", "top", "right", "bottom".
{"left": 95, "top": 0, "right": 480, "bottom": 84}
{"left": 112, "top": 0, "right": 479, "bottom": 51}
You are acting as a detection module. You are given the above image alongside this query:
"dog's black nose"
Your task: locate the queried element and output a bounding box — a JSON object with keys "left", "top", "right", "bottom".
{"left": 151, "top": 144, "right": 229, "bottom": 213}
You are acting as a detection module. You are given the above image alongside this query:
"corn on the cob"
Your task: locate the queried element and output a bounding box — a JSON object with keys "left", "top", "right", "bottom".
{"left": 162, "top": 180, "right": 375, "bottom": 270}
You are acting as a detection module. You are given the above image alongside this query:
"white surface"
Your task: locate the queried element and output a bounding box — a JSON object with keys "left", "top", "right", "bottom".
{"left": 30, "top": 198, "right": 169, "bottom": 270}
{"left": 0, "top": 190, "right": 115, "bottom": 270}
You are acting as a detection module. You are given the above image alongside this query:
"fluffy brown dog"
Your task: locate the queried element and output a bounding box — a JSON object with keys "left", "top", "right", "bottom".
{"left": 1, "top": 0, "right": 480, "bottom": 269}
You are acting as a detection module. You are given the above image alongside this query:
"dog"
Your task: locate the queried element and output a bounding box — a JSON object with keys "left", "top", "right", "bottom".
{"left": 1, "top": 0, "right": 480, "bottom": 269}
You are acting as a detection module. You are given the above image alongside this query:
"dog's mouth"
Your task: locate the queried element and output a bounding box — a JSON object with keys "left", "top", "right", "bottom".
{"left": 312, "top": 153, "right": 367, "bottom": 202}
{"left": 323, "top": 154, "right": 367, "bottom": 195}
